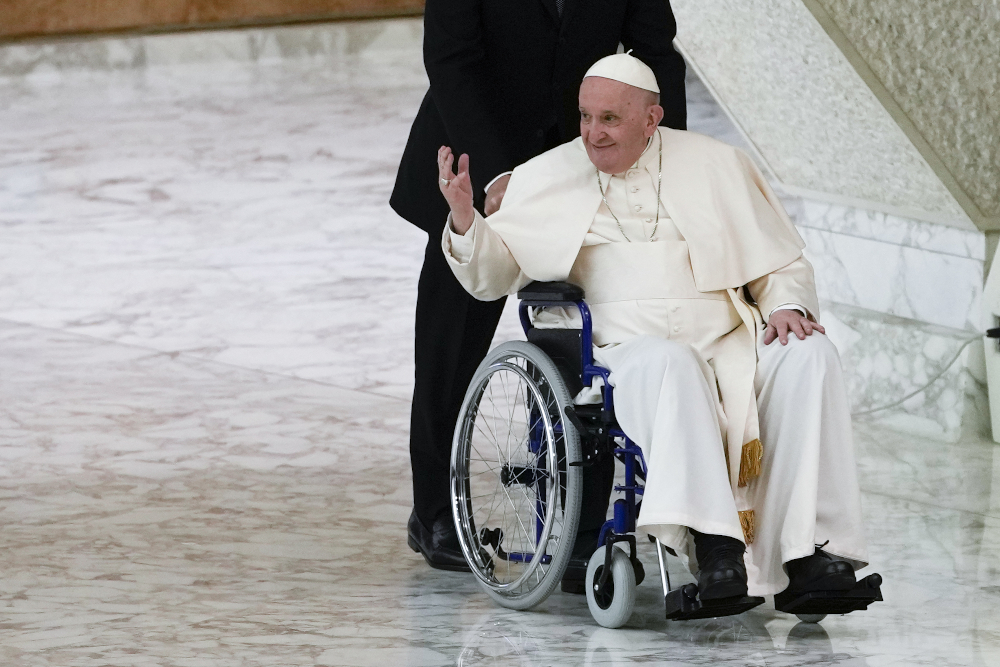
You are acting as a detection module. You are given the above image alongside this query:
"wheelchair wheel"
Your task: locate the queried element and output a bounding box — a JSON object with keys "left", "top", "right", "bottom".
{"left": 585, "top": 545, "right": 637, "bottom": 628}
{"left": 451, "top": 341, "right": 583, "bottom": 610}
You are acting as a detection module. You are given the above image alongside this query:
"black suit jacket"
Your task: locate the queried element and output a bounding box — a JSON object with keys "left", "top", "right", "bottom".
{"left": 390, "top": 0, "right": 687, "bottom": 234}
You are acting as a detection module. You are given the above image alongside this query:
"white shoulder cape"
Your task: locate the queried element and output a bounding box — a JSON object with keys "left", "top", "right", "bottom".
{"left": 485, "top": 128, "right": 805, "bottom": 292}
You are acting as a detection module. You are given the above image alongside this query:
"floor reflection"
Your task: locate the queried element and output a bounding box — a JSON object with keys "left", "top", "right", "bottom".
{"left": 452, "top": 610, "right": 873, "bottom": 666}
{"left": 457, "top": 618, "right": 542, "bottom": 667}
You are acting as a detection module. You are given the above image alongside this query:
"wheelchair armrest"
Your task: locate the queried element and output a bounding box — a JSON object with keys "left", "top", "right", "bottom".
{"left": 517, "top": 281, "right": 584, "bottom": 302}
{"left": 516, "top": 281, "right": 594, "bottom": 384}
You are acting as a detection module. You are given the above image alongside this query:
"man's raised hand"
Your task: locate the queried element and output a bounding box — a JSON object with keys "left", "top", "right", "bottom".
{"left": 763, "top": 309, "right": 826, "bottom": 346}
{"left": 438, "top": 146, "right": 475, "bottom": 235}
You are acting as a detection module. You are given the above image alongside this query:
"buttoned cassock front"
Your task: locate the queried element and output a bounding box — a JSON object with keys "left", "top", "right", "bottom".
{"left": 441, "top": 128, "right": 868, "bottom": 593}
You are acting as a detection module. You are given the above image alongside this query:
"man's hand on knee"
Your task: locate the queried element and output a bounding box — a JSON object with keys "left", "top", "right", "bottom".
{"left": 764, "top": 309, "right": 825, "bottom": 346}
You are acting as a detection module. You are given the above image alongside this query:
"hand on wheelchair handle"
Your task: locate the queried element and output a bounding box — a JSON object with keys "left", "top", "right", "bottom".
{"left": 437, "top": 145, "right": 475, "bottom": 235}
{"left": 763, "top": 309, "right": 826, "bottom": 346}
{"left": 484, "top": 173, "right": 510, "bottom": 216}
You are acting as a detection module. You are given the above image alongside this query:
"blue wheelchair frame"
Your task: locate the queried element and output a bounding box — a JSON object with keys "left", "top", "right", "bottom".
{"left": 518, "top": 293, "right": 650, "bottom": 574}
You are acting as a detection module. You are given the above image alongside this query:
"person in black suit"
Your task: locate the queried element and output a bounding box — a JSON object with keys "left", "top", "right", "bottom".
{"left": 391, "top": 0, "right": 687, "bottom": 587}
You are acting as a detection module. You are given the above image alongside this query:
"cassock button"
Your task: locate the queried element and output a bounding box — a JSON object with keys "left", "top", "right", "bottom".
{"left": 645, "top": 218, "right": 653, "bottom": 224}
{"left": 627, "top": 171, "right": 637, "bottom": 179}
{"left": 631, "top": 187, "right": 639, "bottom": 193}
{"left": 634, "top": 205, "right": 642, "bottom": 212}
{"left": 673, "top": 326, "right": 681, "bottom": 333}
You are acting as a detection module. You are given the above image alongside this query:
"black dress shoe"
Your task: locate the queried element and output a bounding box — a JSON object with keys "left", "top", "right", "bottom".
{"left": 407, "top": 510, "right": 470, "bottom": 572}
{"left": 784, "top": 547, "right": 856, "bottom": 594}
{"left": 692, "top": 530, "right": 748, "bottom": 600}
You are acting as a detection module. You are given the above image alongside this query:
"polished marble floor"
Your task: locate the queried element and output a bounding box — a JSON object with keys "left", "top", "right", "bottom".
{"left": 1, "top": 47, "right": 1000, "bottom": 666}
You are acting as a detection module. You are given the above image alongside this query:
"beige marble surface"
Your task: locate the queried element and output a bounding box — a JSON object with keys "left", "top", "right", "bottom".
{"left": 2, "top": 30, "right": 1000, "bottom": 667}
{"left": 3, "top": 307, "right": 1000, "bottom": 665}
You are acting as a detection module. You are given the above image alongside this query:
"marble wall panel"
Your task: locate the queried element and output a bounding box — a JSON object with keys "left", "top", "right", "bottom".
{"left": 795, "top": 199, "right": 986, "bottom": 261}
{"left": 670, "top": 0, "right": 971, "bottom": 227}
{"left": 800, "top": 225, "right": 983, "bottom": 332}
{"left": 814, "top": 0, "right": 1000, "bottom": 220}
{"left": 824, "top": 301, "right": 984, "bottom": 441}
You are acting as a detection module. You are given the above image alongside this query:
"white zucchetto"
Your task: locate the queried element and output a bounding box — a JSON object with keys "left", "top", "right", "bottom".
{"left": 583, "top": 51, "right": 660, "bottom": 94}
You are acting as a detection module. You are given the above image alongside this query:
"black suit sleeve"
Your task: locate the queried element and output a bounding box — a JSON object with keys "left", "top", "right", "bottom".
{"left": 423, "top": 0, "right": 515, "bottom": 194}
{"left": 620, "top": 0, "right": 687, "bottom": 130}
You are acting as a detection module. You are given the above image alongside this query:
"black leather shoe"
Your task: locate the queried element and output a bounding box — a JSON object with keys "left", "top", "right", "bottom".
{"left": 561, "top": 527, "right": 600, "bottom": 594}
{"left": 407, "top": 510, "right": 470, "bottom": 572}
{"left": 692, "top": 530, "right": 748, "bottom": 600}
{"left": 784, "top": 548, "right": 856, "bottom": 594}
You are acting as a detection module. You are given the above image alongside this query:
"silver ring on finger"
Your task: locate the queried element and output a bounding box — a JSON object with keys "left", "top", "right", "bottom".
{"left": 440, "top": 178, "right": 451, "bottom": 185}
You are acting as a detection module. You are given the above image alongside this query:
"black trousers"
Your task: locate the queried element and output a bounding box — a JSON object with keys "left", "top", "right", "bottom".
{"left": 409, "top": 235, "right": 614, "bottom": 535}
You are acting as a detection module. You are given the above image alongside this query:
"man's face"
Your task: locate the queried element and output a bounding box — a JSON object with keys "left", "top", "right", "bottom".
{"left": 579, "top": 77, "right": 663, "bottom": 175}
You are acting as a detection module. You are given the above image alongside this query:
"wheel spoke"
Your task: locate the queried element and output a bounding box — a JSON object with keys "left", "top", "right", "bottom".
{"left": 475, "top": 390, "right": 502, "bottom": 448}
{"left": 452, "top": 350, "right": 580, "bottom": 598}
{"left": 497, "top": 480, "right": 533, "bottom": 555}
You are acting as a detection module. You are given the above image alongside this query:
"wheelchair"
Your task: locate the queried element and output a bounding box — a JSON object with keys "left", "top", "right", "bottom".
{"left": 449, "top": 281, "right": 882, "bottom": 628}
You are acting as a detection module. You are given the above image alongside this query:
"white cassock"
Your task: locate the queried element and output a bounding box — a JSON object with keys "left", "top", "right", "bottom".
{"left": 442, "top": 128, "right": 868, "bottom": 595}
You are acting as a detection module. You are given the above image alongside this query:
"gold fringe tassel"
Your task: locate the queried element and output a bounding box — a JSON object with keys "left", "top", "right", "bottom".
{"left": 737, "top": 438, "right": 763, "bottom": 487}
{"left": 739, "top": 509, "right": 756, "bottom": 544}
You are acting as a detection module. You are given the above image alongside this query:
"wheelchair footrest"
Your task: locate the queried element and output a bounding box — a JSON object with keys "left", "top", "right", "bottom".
{"left": 774, "top": 573, "right": 883, "bottom": 616}
{"left": 664, "top": 583, "right": 765, "bottom": 621}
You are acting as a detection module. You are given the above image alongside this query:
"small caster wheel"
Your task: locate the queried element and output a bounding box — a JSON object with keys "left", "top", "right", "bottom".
{"left": 796, "top": 614, "right": 827, "bottom": 623}
{"left": 585, "top": 545, "right": 636, "bottom": 628}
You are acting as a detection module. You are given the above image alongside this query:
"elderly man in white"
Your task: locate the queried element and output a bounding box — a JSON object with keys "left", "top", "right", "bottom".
{"left": 435, "top": 53, "right": 869, "bottom": 605}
